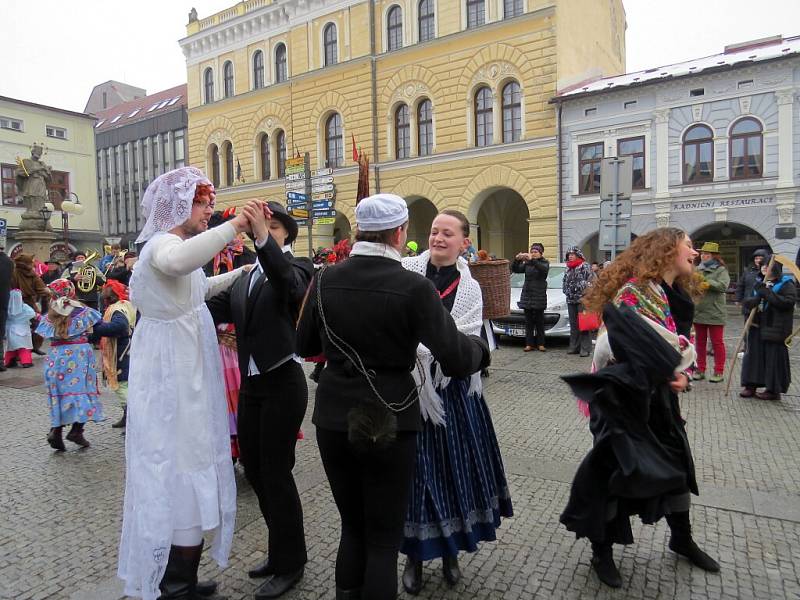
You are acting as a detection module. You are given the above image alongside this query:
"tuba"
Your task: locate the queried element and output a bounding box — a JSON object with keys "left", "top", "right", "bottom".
{"left": 73, "top": 251, "right": 101, "bottom": 294}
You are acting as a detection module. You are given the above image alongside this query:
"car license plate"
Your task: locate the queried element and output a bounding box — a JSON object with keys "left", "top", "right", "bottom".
{"left": 506, "top": 326, "right": 525, "bottom": 337}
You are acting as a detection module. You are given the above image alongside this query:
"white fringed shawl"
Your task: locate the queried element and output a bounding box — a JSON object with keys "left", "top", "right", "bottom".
{"left": 403, "top": 251, "right": 484, "bottom": 426}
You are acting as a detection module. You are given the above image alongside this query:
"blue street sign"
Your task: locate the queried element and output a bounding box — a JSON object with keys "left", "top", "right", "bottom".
{"left": 295, "top": 219, "right": 308, "bottom": 227}
{"left": 287, "top": 199, "right": 307, "bottom": 208}
{"left": 286, "top": 191, "right": 308, "bottom": 201}
{"left": 312, "top": 209, "right": 337, "bottom": 218}
{"left": 0, "top": 218, "right": 6, "bottom": 236}
{"left": 312, "top": 200, "right": 333, "bottom": 209}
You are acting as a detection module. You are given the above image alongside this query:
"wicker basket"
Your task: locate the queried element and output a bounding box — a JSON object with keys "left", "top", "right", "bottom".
{"left": 468, "top": 259, "right": 511, "bottom": 320}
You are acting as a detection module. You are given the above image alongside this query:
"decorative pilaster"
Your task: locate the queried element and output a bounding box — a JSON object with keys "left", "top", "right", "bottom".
{"left": 775, "top": 89, "right": 795, "bottom": 189}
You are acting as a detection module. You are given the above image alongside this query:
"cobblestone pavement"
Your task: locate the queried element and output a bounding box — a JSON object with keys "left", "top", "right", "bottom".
{"left": 2, "top": 311, "right": 800, "bottom": 600}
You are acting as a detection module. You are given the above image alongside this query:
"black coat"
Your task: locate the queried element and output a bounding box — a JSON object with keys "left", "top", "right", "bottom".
{"left": 0, "top": 252, "right": 13, "bottom": 341}
{"left": 89, "top": 309, "right": 132, "bottom": 382}
{"left": 296, "top": 254, "right": 490, "bottom": 432}
{"left": 512, "top": 257, "right": 549, "bottom": 311}
{"left": 753, "top": 278, "right": 796, "bottom": 343}
{"left": 206, "top": 235, "right": 314, "bottom": 377}
{"left": 106, "top": 266, "right": 132, "bottom": 286}
{"left": 735, "top": 266, "right": 765, "bottom": 315}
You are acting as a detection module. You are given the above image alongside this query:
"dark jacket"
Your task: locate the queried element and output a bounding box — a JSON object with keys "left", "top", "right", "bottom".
{"left": 735, "top": 266, "right": 765, "bottom": 315}
{"left": 753, "top": 278, "right": 796, "bottom": 343}
{"left": 206, "top": 235, "right": 314, "bottom": 377}
{"left": 88, "top": 309, "right": 132, "bottom": 382}
{"left": 106, "top": 266, "right": 132, "bottom": 286}
{"left": 0, "top": 252, "right": 13, "bottom": 341}
{"left": 296, "top": 254, "right": 490, "bottom": 432}
{"left": 562, "top": 260, "right": 593, "bottom": 304}
{"left": 512, "top": 257, "right": 549, "bottom": 311}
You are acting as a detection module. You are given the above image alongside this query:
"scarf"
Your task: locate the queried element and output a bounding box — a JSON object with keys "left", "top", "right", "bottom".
{"left": 100, "top": 300, "right": 136, "bottom": 390}
{"left": 349, "top": 241, "right": 403, "bottom": 262}
{"left": 403, "top": 251, "right": 484, "bottom": 425}
{"left": 49, "top": 296, "right": 83, "bottom": 316}
{"left": 567, "top": 257, "right": 585, "bottom": 269}
{"left": 213, "top": 237, "right": 244, "bottom": 275}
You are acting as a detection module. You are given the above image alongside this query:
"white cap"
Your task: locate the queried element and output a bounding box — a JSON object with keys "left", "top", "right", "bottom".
{"left": 355, "top": 193, "right": 409, "bottom": 232}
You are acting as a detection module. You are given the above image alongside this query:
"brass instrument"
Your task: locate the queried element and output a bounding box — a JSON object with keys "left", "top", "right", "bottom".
{"left": 71, "top": 251, "right": 105, "bottom": 294}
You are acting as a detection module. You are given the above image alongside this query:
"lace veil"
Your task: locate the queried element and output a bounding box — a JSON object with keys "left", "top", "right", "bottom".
{"left": 136, "top": 167, "right": 211, "bottom": 243}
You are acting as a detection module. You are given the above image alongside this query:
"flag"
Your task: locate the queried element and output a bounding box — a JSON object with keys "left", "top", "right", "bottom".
{"left": 356, "top": 153, "right": 369, "bottom": 203}
{"left": 352, "top": 134, "right": 358, "bottom": 162}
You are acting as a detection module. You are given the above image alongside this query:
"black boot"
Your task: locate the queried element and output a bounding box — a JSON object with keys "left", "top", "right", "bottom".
{"left": 402, "top": 558, "right": 423, "bottom": 595}
{"left": 309, "top": 362, "right": 324, "bottom": 383}
{"left": 336, "top": 587, "right": 361, "bottom": 599}
{"left": 590, "top": 541, "right": 622, "bottom": 588}
{"left": 442, "top": 554, "right": 461, "bottom": 587}
{"left": 159, "top": 544, "right": 201, "bottom": 599}
{"left": 112, "top": 406, "right": 127, "bottom": 428}
{"left": 66, "top": 422, "right": 90, "bottom": 448}
{"left": 665, "top": 511, "right": 720, "bottom": 572}
{"left": 47, "top": 427, "right": 66, "bottom": 452}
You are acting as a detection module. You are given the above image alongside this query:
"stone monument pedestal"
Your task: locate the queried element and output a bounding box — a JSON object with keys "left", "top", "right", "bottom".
{"left": 15, "top": 230, "right": 57, "bottom": 261}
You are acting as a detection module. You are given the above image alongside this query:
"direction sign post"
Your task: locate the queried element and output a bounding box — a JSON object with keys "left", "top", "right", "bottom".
{"left": 599, "top": 157, "right": 633, "bottom": 259}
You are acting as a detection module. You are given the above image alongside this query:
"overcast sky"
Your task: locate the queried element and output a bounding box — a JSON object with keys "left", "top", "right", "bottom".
{"left": 1, "top": 0, "right": 797, "bottom": 113}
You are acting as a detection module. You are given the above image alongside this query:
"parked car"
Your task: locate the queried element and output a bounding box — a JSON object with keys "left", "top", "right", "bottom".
{"left": 491, "top": 264, "right": 570, "bottom": 339}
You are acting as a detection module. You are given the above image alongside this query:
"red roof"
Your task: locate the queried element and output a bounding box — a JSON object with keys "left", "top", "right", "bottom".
{"left": 93, "top": 84, "right": 187, "bottom": 132}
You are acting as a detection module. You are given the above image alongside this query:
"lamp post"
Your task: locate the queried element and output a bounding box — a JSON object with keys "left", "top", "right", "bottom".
{"left": 59, "top": 192, "right": 84, "bottom": 246}
{"left": 39, "top": 203, "right": 53, "bottom": 231}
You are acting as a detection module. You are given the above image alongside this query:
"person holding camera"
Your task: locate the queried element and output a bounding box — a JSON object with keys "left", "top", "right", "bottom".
{"left": 512, "top": 243, "right": 550, "bottom": 352}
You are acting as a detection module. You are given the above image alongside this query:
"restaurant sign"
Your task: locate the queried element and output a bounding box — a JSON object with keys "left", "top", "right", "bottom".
{"left": 671, "top": 196, "right": 775, "bottom": 212}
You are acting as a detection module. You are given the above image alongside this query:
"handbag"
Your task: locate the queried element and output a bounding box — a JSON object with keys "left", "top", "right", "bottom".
{"left": 578, "top": 310, "right": 601, "bottom": 332}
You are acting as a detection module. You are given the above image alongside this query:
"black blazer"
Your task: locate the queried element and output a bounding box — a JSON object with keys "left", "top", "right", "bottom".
{"left": 296, "top": 254, "right": 490, "bottom": 432}
{"left": 207, "top": 235, "right": 314, "bottom": 376}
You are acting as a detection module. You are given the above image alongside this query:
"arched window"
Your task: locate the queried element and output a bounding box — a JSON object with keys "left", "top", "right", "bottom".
{"left": 276, "top": 130, "right": 286, "bottom": 177}
{"left": 474, "top": 86, "right": 493, "bottom": 147}
{"left": 387, "top": 6, "right": 403, "bottom": 51}
{"left": 418, "top": 0, "right": 435, "bottom": 42}
{"left": 224, "top": 142, "right": 234, "bottom": 186}
{"left": 501, "top": 81, "right": 521, "bottom": 143}
{"left": 730, "top": 117, "right": 763, "bottom": 180}
{"left": 682, "top": 124, "right": 714, "bottom": 183}
{"left": 325, "top": 113, "right": 343, "bottom": 168}
{"left": 209, "top": 144, "right": 220, "bottom": 187}
{"left": 203, "top": 68, "right": 214, "bottom": 104}
{"left": 260, "top": 133, "right": 270, "bottom": 180}
{"left": 275, "top": 43, "right": 288, "bottom": 83}
{"left": 323, "top": 23, "right": 338, "bottom": 66}
{"left": 253, "top": 51, "right": 264, "bottom": 89}
{"left": 466, "top": 0, "right": 485, "bottom": 28}
{"left": 395, "top": 104, "right": 410, "bottom": 159}
{"left": 418, "top": 99, "right": 433, "bottom": 156}
{"left": 223, "top": 61, "right": 234, "bottom": 98}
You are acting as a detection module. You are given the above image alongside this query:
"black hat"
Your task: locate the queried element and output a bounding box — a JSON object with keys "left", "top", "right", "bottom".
{"left": 752, "top": 248, "right": 769, "bottom": 259}
{"left": 267, "top": 201, "right": 299, "bottom": 246}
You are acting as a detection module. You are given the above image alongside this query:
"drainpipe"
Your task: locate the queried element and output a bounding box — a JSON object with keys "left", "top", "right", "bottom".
{"left": 556, "top": 101, "right": 563, "bottom": 259}
{"left": 369, "top": 0, "right": 381, "bottom": 192}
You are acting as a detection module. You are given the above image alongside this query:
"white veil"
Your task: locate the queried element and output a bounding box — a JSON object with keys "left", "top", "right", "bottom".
{"left": 136, "top": 167, "right": 211, "bottom": 244}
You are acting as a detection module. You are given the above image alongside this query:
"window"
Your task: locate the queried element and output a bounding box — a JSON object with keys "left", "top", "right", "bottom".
{"left": 110, "top": 115, "right": 122, "bottom": 123}
{"left": 123, "top": 145, "right": 129, "bottom": 184}
{"left": 1, "top": 164, "right": 22, "bottom": 206}
{"left": 501, "top": 81, "right": 521, "bottom": 143}
{"left": 584, "top": 107, "right": 596, "bottom": 117}
{"left": 387, "top": 6, "right": 403, "bottom": 51}
{"left": 276, "top": 130, "right": 287, "bottom": 177}
{"left": 325, "top": 113, "right": 343, "bottom": 168}
{"left": 467, "top": 0, "right": 485, "bottom": 28}
{"left": 204, "top": 68, "right": 214, "bottom": 104}
{"left": 324, "top": 23, "right": 338, "bottom": 66}
{"left": 418, "top": 99, "right": 433, "bottom": 156}
{"left": 151, "top": 136, "right": 160, "bottom": 176}
{"left": 730, "top": 117, "right": 762, "bottom": 180}
{"left": 167, "top": 96, "right": 181, "bottom": 106}
{"left": 474, "top": 86, "right": 493, "bottom": 147}
{"left": 132, "top": 143, "right": 139, "bottom": 178}
{"left": 0, "top": 117, "right": 23, "bottom": 132}
{"left": 48, "top": 171, "right": 70, "bottom": 207}
{"left": 173, "top": 130, "right": 185, "bottom": 169}
{"left": 504, "top": 0, "right": 523, "bottom": 18}
{"left": 223, "top": 61, "right": 234, "bottom": 98}
{"left": 395, "top": 104, "right": 410, "bottom": 159}
{"left": 253, "top": 50, "right": 264, "bottom": 89}
{"left": 738, "top": 79, "right": 754, "bottom": 89}
{"left": 690, "top": 88, "right": 704, "bottom": 97}
{"left": 623, "top": 100, "right": 637, "bottom": 109}
{"left": 224, "top": 143, "right": 234, "bottom": 186}
{"left": 578, "top": 142, "right": 603, "bottom": 194}
{"left": 618, "top": 136, "right": 645, "bottom": 189}
{"left": 161, "top": 133, "right": 170, "bottom": 168}
{"left": 147, "top": 103, "right": 159, "bottom": 113}
{"left": 275, "top": 43, "right": 288, "bottom": 83}
{"left": 142, "top": 139, "right": 149, "bottom": 180}
{"left": 209, "top": 144, "right": 220, "bottom": 187}
{"left": 128, "top": 109, "right": 140, "bottom": 118}
{"left": 418, "top": 0, "right": 435, "bottom": 42}
{"left": 260, "top": 133, "right": 271, "bottom": 180}
{"left": 682, "top": 124, "right": 714, "bottom": 183}
{"left": 46, "top": 125, "right": 67, "bottom": 140}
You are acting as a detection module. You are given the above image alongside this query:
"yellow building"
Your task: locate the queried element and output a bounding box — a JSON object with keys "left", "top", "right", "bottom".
{"left": 181, "top": 0, "right": 625, "bottom": 258}
{"left": 0, "top": 96, "right": 101, "bottom": 259}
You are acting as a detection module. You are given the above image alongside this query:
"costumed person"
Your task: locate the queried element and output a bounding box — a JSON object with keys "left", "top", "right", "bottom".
{"left": 36, "top": 279, "right": 104, "bottom": 451}
{"left": 99, "top": 243, "right": 123, "bottom": 272}
{"left": 560, "top": 227, "right": 719, "bottom": 589}
{"left": 62, "top": 250, "right": 106, "bottom": 311}
{"left": 563, "top": 246, "right": 593, "bottom": 357}
{"left": 735, "top": 249, "right": 769, "bottom": 322}
{"left": 88, "top": 280, "right": 136, "bottom": 430}
{"left": 0, "top": 246, "right": 13, "bottom": 371}
{"left": 12, "top": 253, "right": 49, "bottom": 355}
{"left": 400, "top": 210, "right": 512, "bottom": 595}
{"left": 405, "top": 240, "right": 419, "bottom": 257}
{"left": 4, "top": 289, "right": 36, "bottom": 368}
{"left": 107, "top": 251, "right": 138, "bottom": 286}
{"left": 692, "top": 242, "right": 730, "bottom": 383}
{"left": 512, "top": 243, "right": 550, "bottom": 353}
{"left": 203, "top": 208, "right": 258, "bottom": 462}
{"left": 296, "top": 193, "right": 490, "bottom": 600}
{"left": 118, "top": 167, "right": 255, "bottom": 600}
{"left": 740, "top": 261, "right": 795, "bottom": 401}
{"left": 207, "top": 201, "right": 313, "bottom": 599}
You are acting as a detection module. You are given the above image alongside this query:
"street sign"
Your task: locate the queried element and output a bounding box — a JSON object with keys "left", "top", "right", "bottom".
{"left": 311, "top": 168, "right": 332, "bottom": 177}
{"left": 287, "top": 156, "right": 305, "bottom": 167}
{"left": 286, "top": 173, "right": 305, "bottom": 182}
{"left": 285, "top": 167, "right": 305, "bottom": 176}
{"left": 312, "top": 175, "right": 333, "bottom": 184}
{"left": 312, "top": 192, "right": 335, "bottom": 201}
{"left": 600, "top": 157, "right": 633, "bottom": 200}
{"left": 0, "top": 218, "right": 6, "bottom": 236}
{"left": 312, "top": 200, "right": 333, "bottom": 209}
{"left": 598, "top": 220, "right": 632, "bottom": 251}
{"left": 599, "top": 199, "right": 632, "bottom": 221}
{"left": 315, "top": 217, "right": 335, "bottom": 225}
{"left": 285, "top": 181, "right": 305, "bottom": 191}
{"left": 286, "top": 192, "right": 308, "bottom": 201}
{"left": 287, "top": 201, "right": 307, "bottom": 210}
{"left": 312, "top": 209, "right": 336, "bottom": 218}
{"left": 312, "top": 183, "right": 334, "bottom": 193}
{"left": 295, "top": 219, "right": 308, "bottom": 227}
{"left": 289, "top": 208, "right": 309, "bottom": 218}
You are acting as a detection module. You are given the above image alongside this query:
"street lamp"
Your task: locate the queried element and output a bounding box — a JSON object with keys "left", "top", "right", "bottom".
{"left": 59, "top": 192, "right": 83, "bottom": 245}
{"left": 39, "top": 202, "right": 53, "bottom": 230}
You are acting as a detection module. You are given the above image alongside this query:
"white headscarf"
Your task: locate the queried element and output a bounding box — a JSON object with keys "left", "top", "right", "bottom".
{"left": 136, "top": 167, "right": 212, "bottom": 243}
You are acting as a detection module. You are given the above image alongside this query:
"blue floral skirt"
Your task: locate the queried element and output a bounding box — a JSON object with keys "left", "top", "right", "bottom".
{"left": 45, "top": 342, "right": 104, "bottom": 427}
{"left": 402, "top": 378, "right": 512, "bottom": 561}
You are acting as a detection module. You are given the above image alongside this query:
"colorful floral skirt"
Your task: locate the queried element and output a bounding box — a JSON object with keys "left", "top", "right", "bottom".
{"left": 44, "top": 342, "right": 104, "bottom": 427}
{"left": 402, "top": 378, "right": 513, "bottom": 561}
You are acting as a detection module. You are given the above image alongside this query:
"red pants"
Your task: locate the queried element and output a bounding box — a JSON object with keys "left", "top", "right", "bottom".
{"left": 695, "top": 323, "right": 726, "bottom": 375}
{"left": 4, "top": 348, "right": 33, "bottom": 367}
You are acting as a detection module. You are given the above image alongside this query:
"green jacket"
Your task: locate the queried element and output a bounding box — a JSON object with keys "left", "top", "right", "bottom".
{"left": 694, "top": 261, "right": 731, "bottom": 325}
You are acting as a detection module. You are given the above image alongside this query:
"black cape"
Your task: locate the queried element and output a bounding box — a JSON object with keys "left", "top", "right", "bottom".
{"left": 559, "top": 304, "right": 698, "bottom": 545}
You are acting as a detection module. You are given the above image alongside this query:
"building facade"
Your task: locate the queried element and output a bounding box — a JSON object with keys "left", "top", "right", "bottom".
{"left": 180, "top": 0, "right": 626, "bottom": 258}
{"left": 85, "top": 81, "right": 147, "bottom": 114}
{"left": 555, "top": 35, "right": 800, "bottom": 280}
{"left": 0, "top": 96, "right": 101, "bottom": 258}
{"left": 93, "top": 85, "right": 188, "bottom": 246}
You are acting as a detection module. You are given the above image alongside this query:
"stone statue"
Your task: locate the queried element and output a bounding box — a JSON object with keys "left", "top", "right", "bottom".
{"left": 15, "top": 144, "right": 53, "bottom": 231}
{"left": 188, "top": 7, "right": 198, "bottom": 22}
